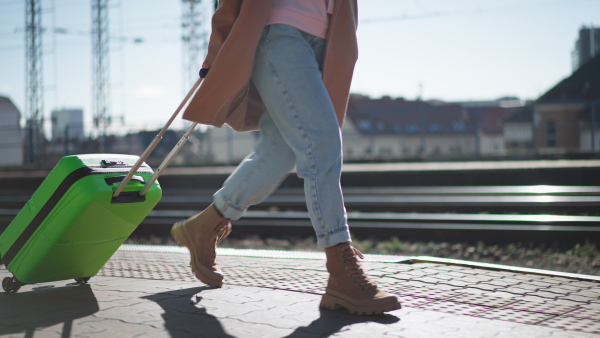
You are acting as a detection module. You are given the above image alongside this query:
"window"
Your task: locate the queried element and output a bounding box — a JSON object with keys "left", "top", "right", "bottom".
{"left": 428, "top": 124, "right": 441, "bottom": 132}
{"left": 406, "top": 124, "right": 419, "bottom": 133}
{"left": 452, "top": 121, "right": 466, "bottom": 131}
{"left": 357, "top": 120, "right": 372, "bottom": 131}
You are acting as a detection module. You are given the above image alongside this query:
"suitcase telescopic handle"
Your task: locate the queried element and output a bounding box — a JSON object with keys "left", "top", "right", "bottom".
{"left": 113, "top": 77, "right": 203, "bottom": 198}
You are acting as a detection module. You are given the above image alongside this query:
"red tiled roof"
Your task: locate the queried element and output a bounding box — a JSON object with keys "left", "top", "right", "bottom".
{"left": 346, "top": 96, "right": 520, "bottom": 136}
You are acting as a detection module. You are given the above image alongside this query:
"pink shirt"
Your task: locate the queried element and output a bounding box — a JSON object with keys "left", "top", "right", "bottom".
{"left": 267, "top": 0, "right": 334, "bottom": 39}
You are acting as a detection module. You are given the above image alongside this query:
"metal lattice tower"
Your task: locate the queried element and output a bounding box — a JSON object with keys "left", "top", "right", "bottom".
{"left": 181, "top": 0, "right": 212, "bottom": 161}
{"left": 25, "top": 0, "right": 44, "bottom": 163}
{"left": 91, "top": 0, "right": 110, "bottom": 149}
{"left": 181, "top": 0, "right": 206, "bottom": 92}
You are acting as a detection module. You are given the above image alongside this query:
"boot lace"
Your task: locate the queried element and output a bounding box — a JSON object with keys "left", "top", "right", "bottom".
{"left": 205, "top": 221, "right": 232, "bottom": 261}
{"left": 342, "top": 246, "right": 377, "bottom": 290}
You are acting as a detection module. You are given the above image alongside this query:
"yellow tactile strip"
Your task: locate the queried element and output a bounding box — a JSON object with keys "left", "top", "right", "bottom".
{"left": 95, "top": 249, "right": 600, "bottom": 334}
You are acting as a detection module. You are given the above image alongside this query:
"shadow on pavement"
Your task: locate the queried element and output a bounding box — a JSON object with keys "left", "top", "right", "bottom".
{"left": 285, "top": 307, "right": 400, "bottom": 338}
{"left": 0, "top": 283, "right": 99, "bottom": 337}
{"left": 144, "top": 286, "right": 235, "bottom": 338}
{"left": 145, "top": 286, "right": 400, "bottom": 338}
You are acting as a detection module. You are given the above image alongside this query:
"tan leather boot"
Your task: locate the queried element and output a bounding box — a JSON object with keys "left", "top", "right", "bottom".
{"left": 171, "top": 203, "right": 232, "bottom": 287}
{"left": 320, "top": 242, "right": 401, "bottom": 315}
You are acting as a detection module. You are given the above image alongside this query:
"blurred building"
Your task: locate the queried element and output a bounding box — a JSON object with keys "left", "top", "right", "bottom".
{"left": 205, "top": 126, "right": 258, "bottom": 164}
{"left": 536, "top": 53, "right": 600, "bottom": 152}
{"left": 572, "top": 26, "right": 600, "bottom": 71}
{"left": 503, "top": 105, "right": 534, "bottom": 154}
{"left": 344, "top": 95, "right": 522, "bottom": 160}
{"left": 456, "top": 99, "right": 525, "bottom": 155}
{"left": 51, "top": 108, "right": 84, "bottom": 141}
{"left": 504, "top": 54, "right": 600, "bottom": 153}
{"left": 0, "top": 96, "right": 24, "bottom": 167}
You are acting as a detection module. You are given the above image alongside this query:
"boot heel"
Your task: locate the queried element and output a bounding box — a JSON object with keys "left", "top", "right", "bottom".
{"left": 319, "top": 294, "right": 342, "bottom": 310}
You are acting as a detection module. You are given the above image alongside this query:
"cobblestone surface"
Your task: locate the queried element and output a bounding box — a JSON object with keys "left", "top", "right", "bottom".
{"left": 1, "top": 246, "right": 599, "bottom": 337}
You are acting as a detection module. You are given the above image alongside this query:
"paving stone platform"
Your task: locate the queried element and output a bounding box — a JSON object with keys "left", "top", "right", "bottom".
{"left": 1, "top": 245, "right": 599, "bottom": 337}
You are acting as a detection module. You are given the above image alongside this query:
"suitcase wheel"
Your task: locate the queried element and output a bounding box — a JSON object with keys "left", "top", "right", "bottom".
{"left": 2, "top": 277, "right": 22, "bottom": 293}
{"left": 75, "top": 277, "right": 91, "bottom": 285}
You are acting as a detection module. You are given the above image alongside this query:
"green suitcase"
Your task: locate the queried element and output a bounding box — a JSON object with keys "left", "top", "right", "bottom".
{"left": 0, "top": 154, "right": 162, "bottom": 291}
{"left": 0, "top": 78, "right": 203, "bottom": 292}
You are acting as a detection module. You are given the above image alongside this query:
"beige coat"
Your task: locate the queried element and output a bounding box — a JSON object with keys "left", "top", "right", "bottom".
{"left": 182, "top": 0, "right": 359, "bottom": 132}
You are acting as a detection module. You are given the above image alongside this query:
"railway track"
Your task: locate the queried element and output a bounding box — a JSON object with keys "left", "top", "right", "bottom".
{"left": 143, "top": 209, "right": 600, "bottom": 231}
{"left": 1, "top": 169, "right": 598, "bottom": 245}
{"left": 152, "top": 186, "right": 600, "bottom": 214}
{"left": 132, "top": 185, "right": 600, "bottom": 245}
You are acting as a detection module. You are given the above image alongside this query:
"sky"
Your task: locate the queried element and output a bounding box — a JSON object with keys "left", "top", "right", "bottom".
{"left": 0, "top": 0, "right": 599, "bottom": 135}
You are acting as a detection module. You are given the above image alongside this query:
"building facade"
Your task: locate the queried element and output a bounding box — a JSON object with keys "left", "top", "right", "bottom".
{"left": 503, "top": 54, "right": 599, "bottom": 155}
{"left": 0, "top": 96, "right": 24, "bottom": 167}
{"left": 572, "top": 26, "right": 600, "bottom": 71}
{"left": 51, "top": 108, "right": 84, "bottom": 141}
{"left": 343, "top": 95, "right": 522, "bottom": 160}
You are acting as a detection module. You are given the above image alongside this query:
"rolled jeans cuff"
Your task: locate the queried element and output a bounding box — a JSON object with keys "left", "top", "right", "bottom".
{"left": 213, "top": 192, "right": 245, "bottom": 220}
{"left": 317, "top": 226, "right": 352, "bottom": 249}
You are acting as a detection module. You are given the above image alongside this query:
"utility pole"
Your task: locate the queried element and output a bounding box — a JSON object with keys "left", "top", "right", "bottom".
{"left": 181, "top": 0, "right": 211, "bottom": 162}
{"left": 25, "top": 0, "right": 44, "bottom": 163}
{"left": 181, "top": 0, "right": 205, "bottom": 92}
{"left": 91, "top": 0, "right": 111, "bottom": 151}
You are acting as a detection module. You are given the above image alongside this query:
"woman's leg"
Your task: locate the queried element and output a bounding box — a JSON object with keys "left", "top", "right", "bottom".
{"left": 213, "top": 110, "right": 296, "bottom": 220}
{"left": 250, "top": 24, "right": 399, "bottom": 315}
{"left": 172, "top": 109, "right": 296, "bottom": 288}
{"left": 250, "top": 24, "right": 350, "bottom": 249}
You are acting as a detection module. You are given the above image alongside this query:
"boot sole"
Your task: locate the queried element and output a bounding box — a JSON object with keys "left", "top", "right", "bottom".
{"left": 171, "top": 221, "right": 224, "bottom": 288}
{"left": 319, "top": 293, "right": 401, "bottom": 315}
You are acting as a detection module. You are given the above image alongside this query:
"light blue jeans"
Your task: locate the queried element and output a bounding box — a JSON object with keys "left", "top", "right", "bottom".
{"left": 213, "top": 24, "right": 351, "bottom": 249}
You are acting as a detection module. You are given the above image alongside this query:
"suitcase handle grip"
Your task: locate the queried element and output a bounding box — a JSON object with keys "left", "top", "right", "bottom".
{"left": 113, "top": 77, "right": 203, "bottom": 198}
{"left": 105, "top": 175, "right": 145, "bottom": 186}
